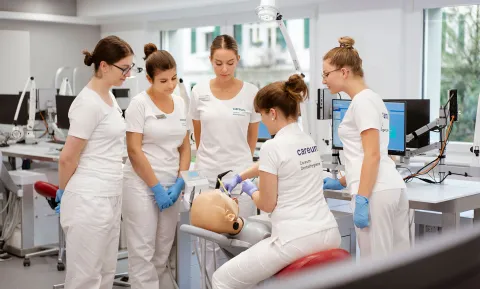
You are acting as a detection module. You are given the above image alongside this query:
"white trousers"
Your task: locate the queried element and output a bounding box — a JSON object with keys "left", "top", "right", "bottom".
{"left": 60, "top": 191, "right": 122, "bottom": 289}
{"left": 352, "top": 188, "right": 410, "bottom": 259}
{"left": 211, "top": 228, "right": 341, "bottom": 289}
{"left": 122, "top": 182, "right": 180, "bottom": 289}
{"left": 201, "top": 193, "right": 257, "bottom": 289}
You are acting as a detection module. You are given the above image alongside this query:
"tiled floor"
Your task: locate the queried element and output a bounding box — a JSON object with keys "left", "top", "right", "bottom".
{"left": 0, "top": 254, "right": 128, "bottom": 289}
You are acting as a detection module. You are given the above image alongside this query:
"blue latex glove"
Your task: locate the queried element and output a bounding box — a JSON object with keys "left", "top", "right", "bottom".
{"left": 167, "top": 178, "right": 185, "bottom": 203}
{"left": 151, "top": 183, "right": 173, "bottom": 211}
{"left": 323, "top": 177, "right": 345, "bottom": 191}
{"left": 55, "top": 189, "right": 64, "bottom": 215}
{"left": 354, "top": 195, "right": 370, "bottom": 229}
{"left": 241, "top": 180, "right": 258, "bottom": 198}
{"left": 55, "top": 189, "right": 64, "bottom": 203}
{"left": 222, "top": 174, "right": 242, "bottom": 193}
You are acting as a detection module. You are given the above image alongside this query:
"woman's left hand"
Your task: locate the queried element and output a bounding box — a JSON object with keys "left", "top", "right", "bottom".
{"left": 354, "top": 195, "right": 370, "bottom": 228}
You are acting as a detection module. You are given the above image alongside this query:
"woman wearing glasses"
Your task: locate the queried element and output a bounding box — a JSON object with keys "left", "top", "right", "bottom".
{"left": 322, "top": 36, "right": 409, "bottom": 259}
{"left": 57, "top": 35, "right": 134, "bottom": 289}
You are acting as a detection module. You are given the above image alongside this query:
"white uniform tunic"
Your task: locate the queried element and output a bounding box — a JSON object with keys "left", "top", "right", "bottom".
{"left": 212, "top": 123, "right": 341, "bottom": 289}
{"left": 338, "top": 89, "right": 410, "bottom": 258}
{"left": 189, "top": 81, "right": 261, "bottom": 187}
{"left": 60, "top": 86, "right": 126, "bottom": 289}
{"left": 122, "top": 92, "right": 187, "bottom": 289}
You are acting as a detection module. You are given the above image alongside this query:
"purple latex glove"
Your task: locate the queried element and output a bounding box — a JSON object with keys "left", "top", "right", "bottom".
{"left": 222, "top": 174, "right": 242, "bottom": 193}
{"left": 241, "top": 179, "right": 258, "bottom": 198}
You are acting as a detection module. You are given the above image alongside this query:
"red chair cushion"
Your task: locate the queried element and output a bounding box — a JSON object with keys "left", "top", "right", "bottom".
{"left": 34, "top": 181, "right": 58, "bottom": 198}
{"left": 275, "top": 248, "right": 350, "bottom": 277}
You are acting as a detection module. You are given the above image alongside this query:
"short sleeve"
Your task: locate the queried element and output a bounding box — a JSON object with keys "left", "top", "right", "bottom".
{"left": 248, "top": 84, "right": 261, "bottom": 123}
{"left": 258, "top": 140, "right": 279, "bottom": 175}
{"left": 352, "top": 97, "right": 381, "bottom": 133}
{"left": 68, "top": 99, "right": 104, "bottom": 140}
{"left": 125, "top": 97, "right": 146, "bottom": 134}
{"left": 189, "top": 86, "right": 200, "bottom": 121}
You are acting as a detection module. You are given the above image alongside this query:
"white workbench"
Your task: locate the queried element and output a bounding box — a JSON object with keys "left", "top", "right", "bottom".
{"left": 0, "top": 141, "right": 63, "bottom": 163}
{"left": 323, "top": 178, "right": 480, "bottom": 230}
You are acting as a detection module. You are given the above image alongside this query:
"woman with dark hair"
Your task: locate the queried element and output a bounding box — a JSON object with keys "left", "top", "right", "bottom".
{"left": 57, "top": 35, "right": 134, "bottom": 289}
{"left": 211, "top": 74, "right": 340, "bottom": 289}
{"left": 122, "top": 43, "right": 190, "bottom": 289}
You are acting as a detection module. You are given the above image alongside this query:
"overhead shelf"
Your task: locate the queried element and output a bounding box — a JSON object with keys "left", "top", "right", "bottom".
{"left": 0, "top": 11, "right": 99, "bottom": 26}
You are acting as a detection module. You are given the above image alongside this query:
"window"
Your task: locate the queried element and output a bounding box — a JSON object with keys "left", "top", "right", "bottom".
{"left": 424, "top": 5, "right": 480, "bottom": 142}
{"left": 304, "top": 18, "right": 310, "bottom": 49}
{"left": 276, "top": 20, "right": 287, "bottom": 51}
{"left": 159, "top": 19, "right": 310, "bottom": 101}
{"left": 205, "top": 32, "right": 214, "bottom": 51}
{"left": 234, "top": 24, "right": 242, "bottom": 45}
{"left": 191, "top": 28, "right": 196, "bottom": 54}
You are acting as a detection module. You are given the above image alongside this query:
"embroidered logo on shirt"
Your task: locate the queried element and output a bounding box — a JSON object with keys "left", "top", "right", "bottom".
{"left": 382, "top": 112, "right": 389, "bottom": 119}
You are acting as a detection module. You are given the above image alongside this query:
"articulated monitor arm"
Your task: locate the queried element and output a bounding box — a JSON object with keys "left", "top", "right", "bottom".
{"left": 11, "top": 77, "right": 37, "bottom": 144}
{"left": 470, "top": 94, "right": 480, "bottom": 174}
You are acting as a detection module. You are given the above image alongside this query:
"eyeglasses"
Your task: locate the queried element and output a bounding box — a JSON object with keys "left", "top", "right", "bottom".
{"left": 112, "top": 63, "right": 135, "bottom": 76}
{"left": 322, "top": 68, "right": 341, "bottom": 79}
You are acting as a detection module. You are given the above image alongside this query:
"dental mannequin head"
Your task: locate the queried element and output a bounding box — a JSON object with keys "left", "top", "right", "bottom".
{"left": 143, "top": 43, "right": 177, "bottom": 98}
{"left": 254, "top": 74, "right": 308, "bottom": 135}
{"left": 209, "top": 35, "right": 240, "bottom": 83}
{"left": 190, "top": 190, "right": 244, "bottom": 235}
{"left": 83, "top": 35, "right": 134, "bottom": 87}
{"left": 322, "top": 36, "right": 366, "bottom": 97}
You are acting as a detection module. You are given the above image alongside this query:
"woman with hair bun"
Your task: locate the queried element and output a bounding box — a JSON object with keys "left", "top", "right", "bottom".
{"left": 58, "top": 35, "right": 134, "bottom": 289}
{"left": 211, "top": 74, "right": 340, "bottom": 289}
{"left": 122, "top": 43, "right": 190, "bottom": 289}
{"left": 322, "top": 36, "right": 409, "bottom": 258}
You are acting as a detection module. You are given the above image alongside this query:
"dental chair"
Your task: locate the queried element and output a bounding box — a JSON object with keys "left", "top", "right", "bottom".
{"left": 23, "top": 181, "right": 65, "bottom": 270}
{"left": 180, "top": 219, "right": 350, "bottom": 289}
{"left": 26, "top": 181, "right": 130, "bottom": 289}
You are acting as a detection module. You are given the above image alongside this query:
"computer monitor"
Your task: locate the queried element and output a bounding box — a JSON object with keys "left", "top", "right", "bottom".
{"left": 257, "top": 224, "right": 480, "bottom": 289}
{"left": 388, "top": 99, "right": 430, "bottom": 149}
{"left": 332, "top": 99, "right": 406, "bottom": 156}
{"left": 55, "top": 95, "right": 76, "bottom": 129}
{"left": 0, "top": 94, "right": 29, "bottom": 125}
{"left": 258, "top": 122, "right": 272, "bottom": 142}
{"left": 112, "top": 88, "right": 130, "bottom": 98}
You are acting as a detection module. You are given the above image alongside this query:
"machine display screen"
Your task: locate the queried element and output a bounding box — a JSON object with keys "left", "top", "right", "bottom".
{"left": 332, "top": 99, "right": 406, "bottom": 156}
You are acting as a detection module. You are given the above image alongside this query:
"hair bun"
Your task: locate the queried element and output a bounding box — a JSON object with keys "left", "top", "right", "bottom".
{"left": 82, "top": 49, "right": 94, "bottom": 66}
{"left": 285, "top": 74, "right": 308, "bottom": 103}
{"left": 144, "top": 43, "right": 158, "bottom": 60}
{"left": 338, "top": 36, "right": 355, "bottom": 49}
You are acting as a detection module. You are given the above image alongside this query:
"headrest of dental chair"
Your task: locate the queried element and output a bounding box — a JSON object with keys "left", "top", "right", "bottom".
{"left": 275, "top": 248, "right": 350, "bottom": 278}
{"left": 34, "top": 181, "right": 58, "bottom": 199}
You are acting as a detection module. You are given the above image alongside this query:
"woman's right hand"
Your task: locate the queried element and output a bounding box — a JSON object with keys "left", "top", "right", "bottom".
{"left": 222, "top": 174, "right": 242, "bottom": 193}
{"left": 151, "top": 183, "right": 173, "bottom": 211}
{"left": 323, "top": 177, "right": 345, "bottom": 191}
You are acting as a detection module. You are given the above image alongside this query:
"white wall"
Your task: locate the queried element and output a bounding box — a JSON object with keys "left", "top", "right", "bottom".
{"left": 100, "top": 28, "right": 160, "bottom": 102}
{"left": 0, "top": 0, "right": 77, "bottom": 16}
{"left": 0, "top": 30, "right": 30, "bottom": 94}
{"left": 314, "top": 0, "right": 424, "bottom": 100}
{"left": 0, "top": 20, "right": 100, "bottom": 90}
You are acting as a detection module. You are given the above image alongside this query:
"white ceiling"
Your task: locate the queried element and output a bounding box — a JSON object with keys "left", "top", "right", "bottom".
{"left": 76, "top": 0, "right": 324, "bottom": 24}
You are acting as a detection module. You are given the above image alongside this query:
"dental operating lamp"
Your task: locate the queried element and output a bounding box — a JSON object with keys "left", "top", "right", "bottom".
{"left": 255, "top": 0, "right": 310, "bottom": 135}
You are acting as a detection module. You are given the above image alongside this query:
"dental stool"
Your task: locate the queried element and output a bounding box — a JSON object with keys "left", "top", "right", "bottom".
{"left": 275, "top": 248, "right": 351, "bottom": 277}
{"left": 23, "top": 181, "right": 65, "bottom": 271}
